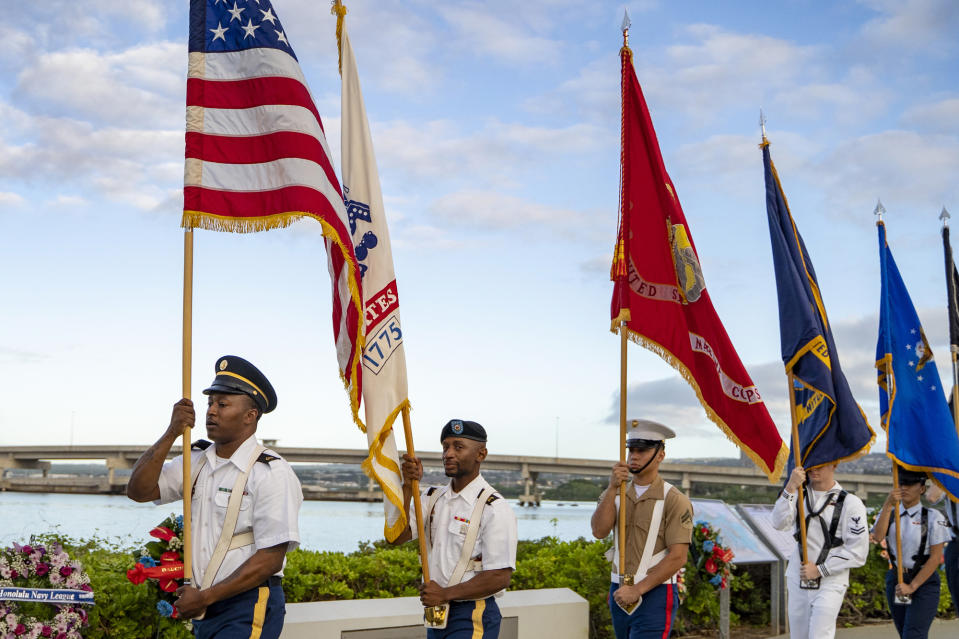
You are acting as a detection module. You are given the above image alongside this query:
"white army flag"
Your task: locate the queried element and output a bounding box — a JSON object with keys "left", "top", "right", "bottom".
{"left": 340, "top": 25, "right": 409, "bottom": 541}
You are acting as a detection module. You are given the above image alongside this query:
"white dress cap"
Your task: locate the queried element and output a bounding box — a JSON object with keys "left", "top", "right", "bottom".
{"left": 625, "top": 419, "right": 676, "bottom": 443}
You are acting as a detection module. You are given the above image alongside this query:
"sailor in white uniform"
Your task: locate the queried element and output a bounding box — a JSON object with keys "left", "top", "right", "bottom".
{"left": 771, "top": 463, "right": 869, "bottom": 639}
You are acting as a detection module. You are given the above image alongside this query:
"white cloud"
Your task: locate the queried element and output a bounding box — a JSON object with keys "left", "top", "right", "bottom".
{"left": 436, "top": 2, "right": 563, "bottom": 65}
{"left": 808, "top": 130, "right": 959, "bottom": 218}
{"left": 858, "top": 0, "right": 959, "bottom": 53}
{"left": 0, "top": 192, "right": 24, "bottom": 208}
{"left": 372, "top": 118, "right": 608, "bottom": 189}
{"left": 46, "top": 195, "right": 88, "bottom": 208}
{"left": 901, "top": 98, "right": 959, "bottom": 134}
{"left": 429, "top": 190, "right": 582, "bottom": 230}
{"left": 16, "top": 43, "right": 185, "bottom": 128}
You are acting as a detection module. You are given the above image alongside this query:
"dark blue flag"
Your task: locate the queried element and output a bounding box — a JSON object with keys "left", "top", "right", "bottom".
{"left": 763, "top": 142, "right": 874, "bottom": 471}
{"left": 877, "top": 221, "right": 959, "bottom": 500}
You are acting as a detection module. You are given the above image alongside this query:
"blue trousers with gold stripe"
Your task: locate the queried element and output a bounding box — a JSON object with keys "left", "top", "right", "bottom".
{"left": 193, "top": 583, "right": 285, "bottom": 639}
{"left": 608, "top": 582, "right": 678, "bottom": 639}
{"left": 427, "top": 597, "right": 501, "bottom": 639}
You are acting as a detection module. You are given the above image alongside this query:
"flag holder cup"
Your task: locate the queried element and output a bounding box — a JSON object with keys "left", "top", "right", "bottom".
{"left": 614, "top": 574, "right": 642, "bottom": 615}
{"left": 894, "top": 592, "right": 912, "bottom": 606}
{"left": 423, "top": 604, "right": 449, "bottom": 629}
{"left": 799, "top": 577, "right": 821, "bottom": 590}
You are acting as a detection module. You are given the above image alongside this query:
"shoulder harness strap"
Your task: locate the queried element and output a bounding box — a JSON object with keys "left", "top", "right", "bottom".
{"left": 447, "top": 486, "right": 496, "bottom": 589}
{"left": 200, "top": 444, "right": 266, "bottom": 590}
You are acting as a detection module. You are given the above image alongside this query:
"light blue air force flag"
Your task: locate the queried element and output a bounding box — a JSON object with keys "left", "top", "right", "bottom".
{"left": 876, "top": 221, "right": 959, "bottom": 500}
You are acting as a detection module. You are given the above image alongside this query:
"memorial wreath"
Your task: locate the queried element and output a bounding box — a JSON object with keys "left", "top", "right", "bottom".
{"left": 690, "top": 519, "right": 735, "bottom": 590}
{"left": 0, "top": 541, "right": 93, "bottom": 639}
{"left": 125, "top": 514, "right": 185, "bottom": 620}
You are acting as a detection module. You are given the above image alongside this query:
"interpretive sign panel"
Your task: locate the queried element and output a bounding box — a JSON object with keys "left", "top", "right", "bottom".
{"left": 737, "top": 503, "right": 795, "bottom": 560}
{"left": 690, "top": 499, "right": 777, "bottom": 565}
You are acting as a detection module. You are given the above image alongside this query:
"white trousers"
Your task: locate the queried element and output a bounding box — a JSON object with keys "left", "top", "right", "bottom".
{"left": 786, "top": 573, "right": 848, "bottom": 639}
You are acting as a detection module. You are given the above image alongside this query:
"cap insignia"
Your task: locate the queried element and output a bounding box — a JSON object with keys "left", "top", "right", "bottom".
{"left": 451, "top": 420, "right": 464, "bottom": 434}
{"left": 219, "top": 359, "right": 228, "bottom": 371}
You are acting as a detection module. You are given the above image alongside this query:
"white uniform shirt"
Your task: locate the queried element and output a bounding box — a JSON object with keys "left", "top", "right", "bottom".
{"left": 770, "top": 482, "right": 869, "bottom": 582}
{"left": 934, "top": 494, "right": 959, "bottom": 542}
{"left": 874, "top": 504, "right": 951, "bottom": 570}
{"left": 410, "top": 474, "right": 517, "bottom": 593}
{"left": 156, "top": 434, "right": 303, "bottom": 588}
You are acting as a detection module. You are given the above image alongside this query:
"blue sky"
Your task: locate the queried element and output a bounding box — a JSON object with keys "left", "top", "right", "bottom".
{"left": 1, "top": 1, "right": 958, "bottom": 468}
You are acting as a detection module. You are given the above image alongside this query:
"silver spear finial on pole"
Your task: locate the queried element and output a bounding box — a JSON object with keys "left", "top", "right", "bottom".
{"left": 874, "top": 199, "right": 886, "bottom": 222}
{"left": 940, "top": 206, "right": 951, "bottom": 228}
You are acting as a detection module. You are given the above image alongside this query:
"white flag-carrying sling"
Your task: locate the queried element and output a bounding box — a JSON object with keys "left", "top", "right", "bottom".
{"left": 340, "top": 26, "right": 409, "bottom": 542}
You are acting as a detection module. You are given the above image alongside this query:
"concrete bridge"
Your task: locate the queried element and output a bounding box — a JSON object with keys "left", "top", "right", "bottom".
{"left": 0, "top": 445, "right": 894, "bottom": 502}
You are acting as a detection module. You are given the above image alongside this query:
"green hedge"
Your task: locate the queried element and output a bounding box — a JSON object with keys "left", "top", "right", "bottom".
{"left": 19, "top": 534, "right": 955, "bottom": 639}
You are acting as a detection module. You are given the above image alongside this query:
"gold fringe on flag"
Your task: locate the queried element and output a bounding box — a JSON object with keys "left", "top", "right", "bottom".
{"left": 612, "top": 322, "right": 789, "bottom": 482}
{"left": 361, "top": 398, "right": 412, "bottom": 542}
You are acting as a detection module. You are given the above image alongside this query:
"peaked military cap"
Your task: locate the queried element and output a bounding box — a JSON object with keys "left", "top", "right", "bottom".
{"left": 440, "top": 419, "right": 487, "bottom": 443}
{"left": 896, "top": 466, "right": 928, "bottom": 485}
{"left": 626, "top": 418, "right": 676, "bottom": 449}
{"left": 203, "top": 355, "right": 277, "bottom": 414}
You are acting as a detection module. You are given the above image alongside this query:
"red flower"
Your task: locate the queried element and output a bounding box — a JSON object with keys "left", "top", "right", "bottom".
{"left": 126, "top": 564, "right": 148, "bottom": 585}
{"left": 10, "top": 570, "right": 18, "bottom": 579}
{"left": 712, "top": 545, "right": 724, "bottom": 557}
{"left": 36, "top": 562, "right": 50, "bottom": 576}
{"left": 161, "top": 551, "right": 181, "bottom": 563}
{"left": 41, "top": 626, "right": 53, "bottom": 637}
{"left": 14, "top": 623, "right": 27, "bottom": 636}
{"left": 150, "top": 526, "right": 175, "bottom": 541}
{"left": 59, "top": 566, "right": 73, "bottom": 577}
{"left": 700, "top": 527, "right": 709, "bottom": 536}
{"left": 158, "top": 578, "right": 179, "bottom": 593}
{"left": 705, "top": 558, "right": 717, "bottom": 574}
{"left": 721, "top": 577, "right": 728, "bottom": 589}
{"left": 721, "top": 549, "right": 735, "bottom": 562}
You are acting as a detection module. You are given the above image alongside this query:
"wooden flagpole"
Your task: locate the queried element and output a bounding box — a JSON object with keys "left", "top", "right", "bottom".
{"left": 182, "top": 227, "right": 194, "bottom": 585}
{"left": 619, "top": 319, "right": 629, "bottom": 582}
{"left": 786, "top": 373, "right": 812, "bottom": 585}
{"left": 892, "top": 464, "right": 905, "bottom": 589}
{"left": 401, "top": 406, "right": 430, "bottom": 583}
{"left": 401, "top": 406, "right": 445, "bottom": 625}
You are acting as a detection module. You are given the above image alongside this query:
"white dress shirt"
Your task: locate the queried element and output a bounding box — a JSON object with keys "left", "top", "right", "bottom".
{"left": 875, "top": 503, "right": 950, "bottom": 570}
{"left": 771, "top": 481, "right": 869, "bottom": 582}
{"left": 156, "top": 434, "right": 303, "bottom": 588}
{"left": 410, "top": 474, "right": 517, "bottom": 594}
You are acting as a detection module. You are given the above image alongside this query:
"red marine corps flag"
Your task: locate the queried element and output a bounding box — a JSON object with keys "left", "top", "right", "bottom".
{"left": 610, "top": 28, "right": 787, "bottom": 482}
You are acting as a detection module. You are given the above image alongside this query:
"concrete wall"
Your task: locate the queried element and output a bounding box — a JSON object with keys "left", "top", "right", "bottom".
{"left": 281, "top": 588, "right": 588, "bottom": 639}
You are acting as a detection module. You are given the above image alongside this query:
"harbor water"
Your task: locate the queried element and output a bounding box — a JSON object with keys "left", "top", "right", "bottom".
{"left": 0, "top": 492, "right": 597, "bottom": 553}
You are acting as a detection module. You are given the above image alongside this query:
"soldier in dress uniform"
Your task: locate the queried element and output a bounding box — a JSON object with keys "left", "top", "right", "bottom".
{"left": 770, "top": 463, "right": 869, "bottom": 639}
{"left": 390, "top": 419, "right": 518, "bottom": 639}
{"left": 590, "top": 419, "right": 693, "bottom": 639}
{"left": 871, "top": 467, "right": 950, "bottom": 639}
{"left": 127, "top": 356, "right": 303, "bottom": 639}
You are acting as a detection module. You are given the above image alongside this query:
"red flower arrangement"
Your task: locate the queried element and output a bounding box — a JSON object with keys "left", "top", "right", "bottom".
{"left": 126, "top": 514, "right": 185, "bottom": 620}
{"left": 691, "top": 520, "right": 735, "bottom": 589}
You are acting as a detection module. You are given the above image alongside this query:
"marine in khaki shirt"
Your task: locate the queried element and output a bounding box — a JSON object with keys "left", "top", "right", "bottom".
{"left": 591, "top": 420, "right": 693, "bottom": 639}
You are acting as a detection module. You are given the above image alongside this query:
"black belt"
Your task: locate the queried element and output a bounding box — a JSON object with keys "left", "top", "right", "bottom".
{"left": 260, "top": 576, "right": 282, "bottom": 588}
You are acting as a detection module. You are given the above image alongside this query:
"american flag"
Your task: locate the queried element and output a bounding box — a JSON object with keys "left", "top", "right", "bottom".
{"left": 182, "top": 0, "right": 364, "bottom": 427}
